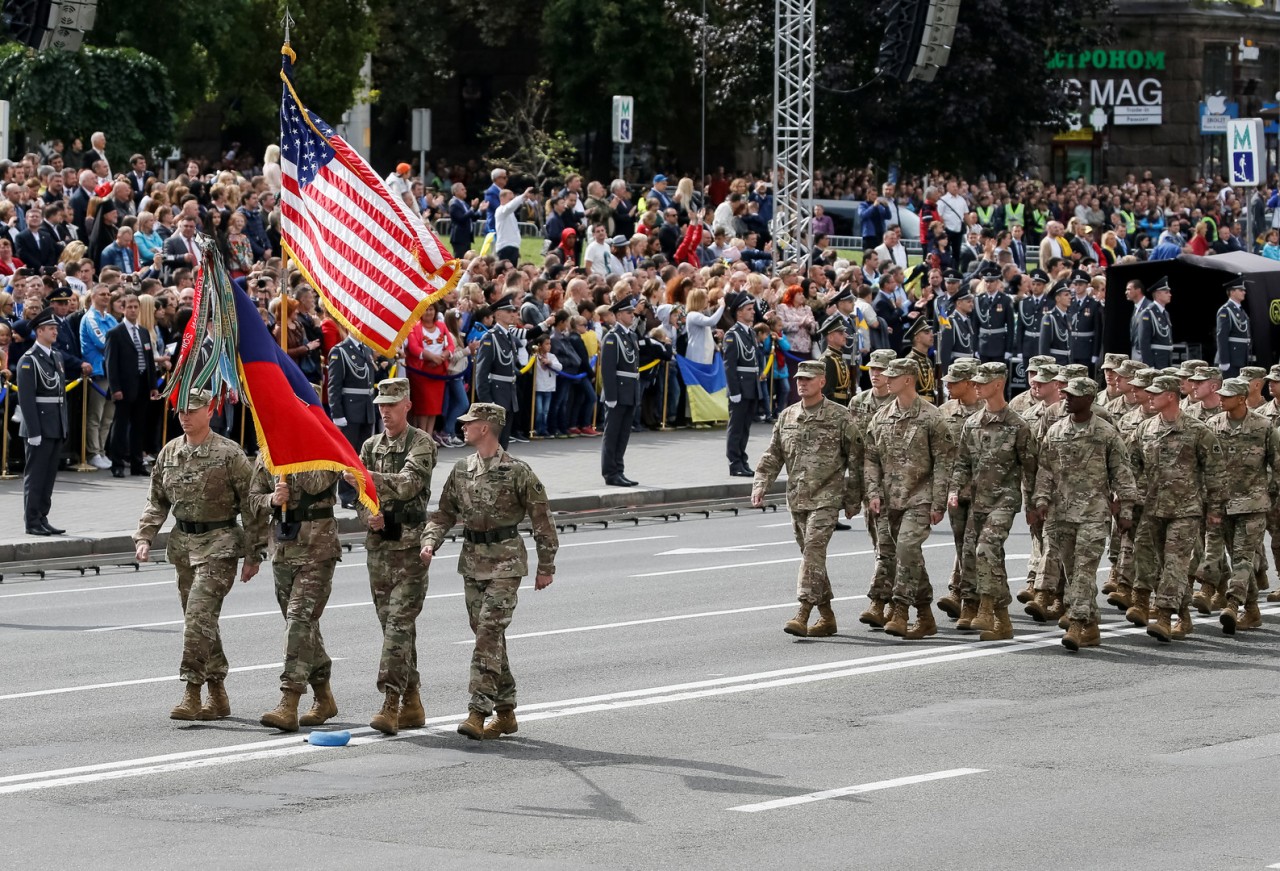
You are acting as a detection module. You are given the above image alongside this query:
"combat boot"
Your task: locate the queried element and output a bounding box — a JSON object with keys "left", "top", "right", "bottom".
{"left": 1259, "top": 570, "right": 1271, "bottom": 591}
{"left": 259, "top": 689, "right": 302, "bottom": 732}
{"left": 858, "top": 599, "right": 888, "bottom": 628}
{"left": 170, "top": 682, "right": 203, "bottom": 721}
{"left": 369, "top": 689, "right": 400, "bottom": 735}
{"left": 1192, "top": 582, "right": 1217, "bottom": 615}
{"left": 936, "top": 591, "right": 962, "bottom": 620}
{"left": 1220, "top": 601, "right": 1239, "bottom": 635}
{"left": 979, "top": 606, "right": 1014, "bottom": 641}
{"left": 1171, "top": 607, "right": 1194, "bottom": 640}
{"left": 1024, "top": 590, "right": 1053, "bottom": 623}
{"left": 1057, "top": 612, "right": 1071, "bottom": 630}
{"left": 1268, "top": 588, "right": 1280, "bottom": 603}
{"left": 1016, "top": 582, "right": 1036, "bottom": 604}
{"left": 399, "top": 687, "right": 426, "bottom": 729}
{"left": 808, "top": 603, "right": 838, "bottom": 637}
{"left": 1062, "top": 619, "right": 1085, "bottom": 652}
{"left": 784, "top": 602, "right": 813, "bottom": 637}
{"left": 1101, "top": 566, "right": 1118, "bottom": 595}
{"left": 969, "top": 595, "right": 996, "bottom": 633}
{"left": 903, "top": 605, "right": 937, "bottom": 640}
{"left": 300, "top": 681, "right": 338, "bottom": 727}
{"left": 482, "top": 708, "right": 518, "bottom": 739}
{"left": 1239, "top": 600, "right": 1263, "bottom": 630}
{"left": 1147, "top": 608, "right": 1174, "bottom": 643}
{"left": 457, "top": 710, "right": 486, "bottom": 740}
{"left": 198, "top": 679, "right": 231, "bottom": 721}
{"left": 1210, "top": 588, "right": 1228, "bottom": 610}
{"left": 1046, "top": 596, "right": 1066, "bottom": 622}
{"left": 1125, "top": 589, "right": 1151, "bottom": 628}
{"left": 1079, "top": 621, "right": 1101, "bottom": 648}
{"left": 1106, "top": 582, "right": 1133, "bottom": 611}
{"left": 956, "top": 599, "right": 979, "bottom": 631}
{"left": 883, "top": 602, "right": 910, "bottom": 637}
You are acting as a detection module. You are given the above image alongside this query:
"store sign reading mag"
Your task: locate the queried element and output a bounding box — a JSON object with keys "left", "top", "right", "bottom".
{"left": 1048, "top": 48, "right": 1165, "bottom": 127}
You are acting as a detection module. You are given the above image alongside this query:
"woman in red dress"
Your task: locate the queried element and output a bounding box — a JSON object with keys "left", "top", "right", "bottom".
{"left": 405, "top": 302, "right": 450, "bottom": 439}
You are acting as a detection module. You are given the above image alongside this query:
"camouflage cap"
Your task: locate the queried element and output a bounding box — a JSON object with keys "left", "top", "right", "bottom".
{"left": 1032, "top": 364, "right": 1061, "bottom": 384}
{"left": 1027, "top": 355, "right": 1055, "bottom": 370}
{"left": 1239, "top": 366, "right": 1267, "bottom": 381}
{"left": 178, "top": 388, "right": 213, "bottom": 411}
{"left": 882, "top": 356, "right": 919, "bottom": 378}
{"left": 1217, "top": 377, "right": 1250, "bottom": 397}
{"left": 866, "top": 349, "right": 898, "bottom": 370}
{"left": 1265, "top": 364, "right": 1280, "bottom": 383}
{"left": 1115, "top": 359, "right": 1145, "bottom": 378}
{"left": 1160, "top": 367, "right": 1183, "bottom": 378}
{"left": 1144, "top": 375, "right": 1182, "bottom": 394}
{"left": 1188, "top": 365, "right": 1222, "bottom": 382}
{"left": 794, "top": 360, "right": 825, "bottom": 380}
{"left": 1100, "top": 352, "right": 1129, "bottom": 371}
{"left": 1054, "top": 363, "right": 1090, "bottom": 383}
{"left": 1176, "top": 359, "right": 1208, "bottom": 377}
{"left": 373, "top": 377, "right": 411, "bottom": 404}
{"left": 458, "top": 401, "right": 507, "bottom": 427}
{"left": 942, "top": 359, "right": 980, "bottom": 383}
{"left": 1064, "top": 377, "right": 1099, "bottom": 397}
{"left": 1129, "top": 368, "right": 1156, "bottom": 389}
{"left": 972, "top": 361, "right": 1008, "bottom": 384}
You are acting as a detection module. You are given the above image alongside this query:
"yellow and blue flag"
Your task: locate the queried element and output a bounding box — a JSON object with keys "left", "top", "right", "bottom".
{"left": 675, "top": 352, "right": 729, "bottom": 423}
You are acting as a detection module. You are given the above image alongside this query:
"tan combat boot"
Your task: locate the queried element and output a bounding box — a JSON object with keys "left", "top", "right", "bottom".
{"left": 808, "top": 603, "right": 838, "bottom": 637}
{"left": 457, "top": 710, "right": 486, "bottom": 740}
{"left": 1147, "top": 608, "right": 1174, "bottom": 643}
{"left": 399, "top": 686, "right": 426, "bottom": 729}
{"left": 1210, "top": 587, "right": 1228, "bottom": 610}
{"left": 1171, "top": 607, "right": 1194, "bottom": 640}
{"left": 904, "top": 605, "right": 937, "bottom": 640}
{"left": 259, "top": 689, "right": 302, "bottom": 732}
{"left": 1079, "top": 621, "right": 1101, "bottom": 648}
{"left": 956, "top": 599, "right": 979, "bottom": 631}
{"left": 1062, "top": 619, "right": 1085, "bottom": 652}
{"left": 369, "top": 689, "right": 400, "bottom": 735}
{"left": 784, "top": 602, "right": 813, "bottom": 637}
{"left": 1220, "top": 601, "right": 1239, "bottom": 635}
{"left": 1125, "top": 589, "right": 1151, "bottom": 627}
{"left": 1101, "top": 566, "right": 1118, "bottom": 595}
{"left": 1192, "top": 582, "right": 1217, "bottom": 615}
{"left": 482, "top": 708, "right": 518, "bottom": 739}
{"left": 979, "top": 606, "right": 1014, "bottom": 641}
{"left": 1268, "top": 588, "right": 1280, "bottom": 603}
{"left": 1045, "top": 595, "right": 1066, "bottom": 622}
{"left": 1016, "top": 582, "right": 1036, "bottom": 604}
{"left": 858, "top": 599, "right": 889, "bottom": 628}
{"left": 1024, "top": 590, "right": 1053, "bottom": 623}
{"left": 969, "top": 595, "right": 996, "bottom": 633}
{"left": 883, "top": 602, "right": 910, "bottom": 637}
{"left": 1259, "top": 571, "right": 1271, "bottom": 591}
{"left": 198, "top": 679, "right": 231, "bottom": 721}
{"left": 170, "top": 682, "right": 203, "bottom": 721}
{"left": 936, "top": 591, "right": 962, "bottom": 619}
{"left": 1106, "top": 582, "right": 1133, "bottom": 611}
{"left": 299, "top": 681, "right": 338, "bottom": 727}
{"left": 1239, "top": 600, "right": 1263, "bottom": 630}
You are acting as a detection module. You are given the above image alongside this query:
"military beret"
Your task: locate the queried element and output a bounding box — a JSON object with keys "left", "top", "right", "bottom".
{"left": 1032, "top": 364, "right": 1061, "bottom": 384}
{"left": 1217, "top": 377, "right": 1250, "bottom": 398}
{"left": 1029, "top": 268, "right": 1050, "bottom": 283}
{"left": 1063, "top": 377, "right": 1098, "bottom": 397}
{"left": 46, "top": 285, "right": 75, "bottom": 301}
{"left": 818, "top": 314, "right": 847, "bottom": 337}
{"left": 1100, "top": 352, "right": 1128, "bottom": 371}
{"left": 1129, "top": 368, "right": 1157, "bottom": 389}
{"left": 794, "top": 360, "right": 825, "bottom": 380}
{"left": 1115, "top": 359, "right": 1145, "bottom": 378}
{"left": 374, "top": 377, "right": 411, "bottom": 404}
{"left": 458, "top": 401, "right": 507, "bottom": 427}
{"left": 610, "top": 295, "right": 636, "bottom": 313}
{"left": 27, "top": 306, "right": 57, "bottom": 328}
{"left": 866, "top": 349, "right": 897, "bottom": 369}
{"left": 1144, "top": 375, "right": 1181, "bottom": 394}
{"left": 1265, "top": 364, "right": 1280, "bottom": 383}
{"left": 972, "top": 362, "right": 1008, "bottom": 384}
{"left": 902, "top": 317, "right": 933, "bottom": 341}
{"left": 882, "top": 356, "right": 919, "bottom": 378}
{"left": 1027, "top": 355, "right": 1055, "bottom": 370}
{"left": 1054, "top": 363, "right": 1090, "bottom": 383}
{"left": 491, "top": 293, "right": 517, "bottom": 312}
{"left": 178, "top": 388, "right": 213, "bottom": 411}
{"left": 1188, "top": 365, "right": 1221, "bottom": 382}
{"left": 1143, "top": 276, "right": 1170, "bottom": 298}
{"left": 1239, "top": 366, "right": 1267, "bottom": 381}
{"left": 943, "top": 359, "right": 980, "bottom": 383}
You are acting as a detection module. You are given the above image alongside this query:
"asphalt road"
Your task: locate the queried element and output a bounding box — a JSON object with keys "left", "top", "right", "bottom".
{"left": 4, "top": 509, "right": 1280, "bottom": 870}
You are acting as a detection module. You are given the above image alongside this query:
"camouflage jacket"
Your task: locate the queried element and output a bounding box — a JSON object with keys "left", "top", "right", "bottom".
{"left": 1007, "top": 389, "right": 1037, "bottom": 417}
{"left": 1033, "top": 414, "right": 1136, "bottom": 523}
{"left": 1127, "top": 412, "right": 1225, "bottom": 519}
{"left": 1101, "top": 391, "right": 1128, "bottom": 417}
{"left": 1256, "top": 398, "right": 1280, "bottom": 427}
{"left": 358, "top": 425, "right": 437, "bottom": 552}
{"left": 1034, "top": 397, "right": 1113, "bottom": 442}
{"left": 1204, "top": 409, "right": 1279, "bottom": 514}
{"left": 134, "top": 432, "right": 264, "bottom": 565}
{"left": 950, "top": 405, "right": 1038, "bottom": 512}
{"left": 422, "top": 451, "right": 559, "bottom": 579}
{"left": 864, "top": 395, "right": 954, "bottom": 513}
{"left": 938, "top": 398, "right": 984, "bottom": 444}
{"left": 1186, "top": 400, "right": 1223, "bottom": 422}
{"left": 754, "top": 397, "right": 862, "bottom": 513}
{"left": 249, "top": 463, "right": 342, "bottom": 565}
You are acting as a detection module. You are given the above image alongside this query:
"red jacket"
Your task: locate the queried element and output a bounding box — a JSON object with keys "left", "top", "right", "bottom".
{"left": 674, "top": 223, "right": 702, "bottom": 267}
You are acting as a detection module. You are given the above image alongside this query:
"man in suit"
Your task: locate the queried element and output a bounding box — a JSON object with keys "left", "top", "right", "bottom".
{"left": 601, "top": 296, "right": 640, "bottom": 487}
{"left": 873, "top": 276, "right": 904, "bottom": 354}
{"left": 105, "top": 293, "right": 159, "bottom": 477}
{"left": 163, "top": 216, "right": 202, "bottom": 282}
{"left": 327, "top": 326, "right": 377, "bottom": 508}
{"left": 69, "top": 169, "right": 98, "bottom": 239}
{"left": 16, "top": 307, "right": 69, "bottom": 536}
{"left": 447, "top": 182, "right": 486, "bottom": 256}
{"left": 1009, "top": 224, "right": 1028, "bottom": 271}
{"left": 81, "top": 131, "right": 110, "bottom": 176}
{"left": 127, "top": 154, "right": 154, "bottom": 204}
{"left": 1216, "top": 274, "right": 1251, "bottom": 378}
{"left": 1126, "top": 278, "right": 1151, "bottom": 362}
{"left": 723, "top": 292, "right": 762, "bottom": 477}
{"left": 14, "top": 206, "right": 58, "bottom": 270}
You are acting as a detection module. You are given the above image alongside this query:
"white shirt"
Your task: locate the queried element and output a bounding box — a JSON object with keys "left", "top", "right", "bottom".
{"left": 385, "top": 173, "right": 417, "bottom": 214}
{"left": 494, "top": 193, "right": 527, "bottom": 253}
{"left": 685, "top": 302, "right": 726, "bottom": 365}
{"left": 534, "top": 352, "right": 562, "bottom": 392}
{"left": 713, "top": 201, "right": 736, "bottom": 236}
{"left": 873, "top": 242, "right": 908, "bottom": 270}
{"left": 584, "top": 240, "right": 623, "bottom": 276}
{"left": 938, "top": 192, "right": 968, "bottom": 233}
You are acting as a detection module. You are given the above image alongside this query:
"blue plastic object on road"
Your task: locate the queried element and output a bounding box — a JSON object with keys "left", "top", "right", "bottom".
{"left": 307, "top": 730, "right": 351, "bottom": 746}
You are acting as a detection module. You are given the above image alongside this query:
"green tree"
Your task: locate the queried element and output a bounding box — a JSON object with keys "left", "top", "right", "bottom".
{"left": 0, "top": 44, "right": 175, "bottom": 162}
{"left": 481, "top": 78, "right": 578, "bottom": 183}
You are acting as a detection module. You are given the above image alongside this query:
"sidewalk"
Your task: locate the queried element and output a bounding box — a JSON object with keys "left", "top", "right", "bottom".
{"left": 0, "top": 426, "right": 787, "bottom": 563}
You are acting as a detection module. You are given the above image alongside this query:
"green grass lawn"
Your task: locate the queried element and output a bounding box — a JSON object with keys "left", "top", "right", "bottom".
{"left": 512, "top": 240, "right": 910, "bottom": 269}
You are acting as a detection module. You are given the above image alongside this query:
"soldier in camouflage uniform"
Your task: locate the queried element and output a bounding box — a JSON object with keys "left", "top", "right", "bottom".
{"left": 853, "top": 349, "right": 897, "bottom": 627}
{"left": 949, "top": 362, "right": 1037, "bottom": 641}
{"left": 1009, "top": 355, "right": 1054, "bottom": 604}
{"left": 1020, "top": 365, "right": 1065, "bottom": 621}
{"left": 349, "top": 378, "right": 438, "bottom": 736}
{"left": 1202, "top": 378, "right": 1278, "bottom": 634}
{"left": 1127, "top": 375, "right": 1225, "bottom": 643}
{"left": 1008, "top": 355, "right": 1054, "bottom": 418}
{"left": 1240, "top": 366, "right": 1268, "bottom": 410}
{"left": 1099, "top": 359, "right": 1143, "bottom": 595}
{"left": 420, "top": 402, "right": 558, "bottom": 740}
{"left": 251, "top": 464, "right": 343, "bottom": 732}
{"left": 864, "top": 356, "right": 953, "bottom": 639}
{"left": 1099, "top": 353, "right": 1128, "bottom": 410}
{"left": 934, "top": 359, "right": 983, "bottom": 623}
{"left": 1032, "top": 378, "right": 1136, "bottom": 651}
{"left": 752, "top": 360, "right": 863, "bottom": 638}
{"left": 1183, "top": 366, "right": 1226, "bottom": 610}
{"left": 1177, "top": 358, "right": 1208, "bottom": 417}
{"left": 1260, "top": 365, "right": 1280, "bottom": 603}
{"left": 1106, "top": 367, "right": 1159, "bottom": 612}
{"left": 134, "top": 389, "right": 265, "bottom": 722}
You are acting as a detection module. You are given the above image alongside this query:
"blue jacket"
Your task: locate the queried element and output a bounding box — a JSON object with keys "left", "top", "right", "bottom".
{"left": 99, "top": 242, "right": 139, "bottom": 273}
{"left": 238, "top": 206, "right": 270, "bottom": 259}
{"left": 483, "top": 183, "right": 502, "bottom": 233}
{"left": 859, "top": 200, "right": 891, "bottom": 240}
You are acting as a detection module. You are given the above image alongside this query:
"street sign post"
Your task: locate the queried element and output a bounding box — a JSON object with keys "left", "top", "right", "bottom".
{"left": 1229, "top": 117, "right": 1265, "bottom": 250}
{"left": 411, "top": 107, "right": 432, "bottom": 183}
{"left": 612, "top": 95, "right": 633, "bottom": 179}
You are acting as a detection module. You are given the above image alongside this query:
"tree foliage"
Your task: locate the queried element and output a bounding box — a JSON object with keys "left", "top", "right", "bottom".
{"left": 0, "top": 44, "right": 175, "bottom": 162}
{"left": 482, "top": 79, "right": 579, "bottom": 183}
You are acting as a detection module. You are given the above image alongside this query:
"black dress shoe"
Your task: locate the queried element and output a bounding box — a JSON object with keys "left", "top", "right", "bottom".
{"left": 130, "top": 465, "right": 150, "bottom": 476}
{"left": 605, "top": 475, "right": 630, "bottom": 487}
{"left": 26, "top": 525, "right": 51, "bottom": 536}
{"left": 729, "top": 467, "right": 754, "bottom": 478}
{"left": 835, "top": 521, "right": 852, "bottom": 531}
{"left": 111, "top": 466, "right": 126, "bottom": 478}
{"left": 42, "top": 520, "right": 65, "bottom": 535}
{"left": 620, "top": 476, "right": 639, "bottom": 487}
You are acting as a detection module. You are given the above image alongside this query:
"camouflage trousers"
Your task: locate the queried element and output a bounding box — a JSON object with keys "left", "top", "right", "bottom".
{"left": 1217, "top": 512, "right": 1265, "bottom": 605}
{"left": 369, "top": 547, "right": 428, "bottom": 695}
{"left": 947, "top": 502, "right": 972, "bottom": 600}
{"left": 1033, "top": 518, "right": 1064, "bottom": 595}
{"left": 273, "top": 558, "right": 336, "bottom": 693}
{"left": 173, "top": 553, "right": 238, "bottom": 685}
{"left": 1134, "top": 514, "right": 1200, "bottom": 612}
{"left": 464, "top": 575, "right": 521, "bottom": 715}
{"left": 963, "top": 508, "right": 1015, "bottom": 609}
{"left": 790, "top": 506, "right": 838, "bottom": 605}
{"left": 1025, "top": 524, "right": 1041, "bottom": 586}
{"left": 1115, "top": 504, "right": 1144, "bottom": 586}
{"left": 1107, "top": 517, "right": 1121, "bottom": 567}
{"left": 876, "top": 506, "right": 934, "bottom": 607}
{"left": 1054, "top": 520, "right": 1109, "bottom": 623}
{"left": 1266, "top": 498, "right": 1280, "bottom": 577}
{"left": 1197, "top": 518, "right": 1233, "bottom": 587}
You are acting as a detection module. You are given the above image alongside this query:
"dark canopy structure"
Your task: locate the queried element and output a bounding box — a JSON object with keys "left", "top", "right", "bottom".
{"left": 1104, "top": 252, "right": 1280, "bottom": 366}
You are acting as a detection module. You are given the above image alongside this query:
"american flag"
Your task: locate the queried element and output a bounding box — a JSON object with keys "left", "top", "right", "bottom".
{"left": 278, "top": 49, "right": 458, "bottom": 355}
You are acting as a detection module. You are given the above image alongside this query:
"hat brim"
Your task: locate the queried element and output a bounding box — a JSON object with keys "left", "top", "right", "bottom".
{"left": 373, "top": 395, "right": 409, "bottom": 405}
{"left": 794, "top": 372, "right": 821, "bottom": 380}
{"left": 1063, "top": 387, "right": 1093, "bottom": 397}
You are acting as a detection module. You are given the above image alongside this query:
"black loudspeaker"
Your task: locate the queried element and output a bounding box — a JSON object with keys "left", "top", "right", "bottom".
{"left": 875, "top": 0, "right": 961, "bottom": 84}
{"left": 2, "top": 0, "right": 96, "bottom": 51}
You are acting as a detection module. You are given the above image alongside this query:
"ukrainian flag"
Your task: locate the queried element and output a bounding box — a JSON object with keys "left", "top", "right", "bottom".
{"left": 675, "top": 351, "right": 729, "bottom": 423}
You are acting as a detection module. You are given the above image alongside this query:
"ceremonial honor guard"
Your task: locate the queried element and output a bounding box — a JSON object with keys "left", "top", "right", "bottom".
{"left": 1127, "top": 279, "right": 1151, "bottom": 362}
{"left": 474, "top": 293, "right": 548, "bottom": 448}
{"left": 17, "top": 307, "right": 69, "bottom": 535}
{"left": 1067, "top": 270, "right": 1102, "bottom": 373}
{"left": 903, "top": 317, "right": 937, "bottom": 404}
{"left": 327, "top": 326, "right": 377, "bottom": 508}
{"left": 974, "top": 265, "right": 1015, "bottom": 364}
{"left": 1215, "top": 274, "right": 1250, "bottom": 379}
{"left": 601, "top": 296, "right": 641, "bottom": 487}
{"left": 830, "top": 288, "right": 860, "bottom": 373}
{"left": 939, "top": 290, "right": 978, "bottom": 370}
{"left": 1039, "top": 281, "right": 1073, "bottom": 366}
{"left": 818, "top": 315, "right": 853, "bottom": 406}
{"left": 724, "top": 291, "right": 762, "bottom": 476}
{"left": 1136, "top": 277, "right": 1174, "bottom": 371}
{"left": 1017, "top": 270, "right": 1051, "bottom": 364}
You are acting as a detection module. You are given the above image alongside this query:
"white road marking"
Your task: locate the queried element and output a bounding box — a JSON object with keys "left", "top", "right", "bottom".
{"left": 0, "top": 579, "right": 173, "bottom": 599}
{"left": 658, "top": 541, "right": 794, "bottom": 556}
{"left": 632, "top": 543, "right": 951, "bottom": 578}
{"left": 0, "top": 659, "right": 346, "bottom": 701}
{"left": 560, "top": 535, "right": 675, "bottom": 548}
{"left": 759, "top": 521, "right": 796, "bottom": 528}
{"left": 728, "top": 768, "right": 986, "bottom": 812}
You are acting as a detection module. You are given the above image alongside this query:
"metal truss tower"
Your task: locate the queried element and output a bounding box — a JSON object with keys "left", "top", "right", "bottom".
{"left": 771, "top": 0, "right": 815, "bottom": 269}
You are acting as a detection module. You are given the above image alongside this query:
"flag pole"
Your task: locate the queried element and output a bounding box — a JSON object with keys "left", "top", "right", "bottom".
{"left": 279, "top": 287, "right": 289, "bottom": 351}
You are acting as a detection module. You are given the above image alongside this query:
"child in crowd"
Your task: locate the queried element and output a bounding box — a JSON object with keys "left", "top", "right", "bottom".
{"left": 533, "top": 335, "right": 562, "bottom": 438}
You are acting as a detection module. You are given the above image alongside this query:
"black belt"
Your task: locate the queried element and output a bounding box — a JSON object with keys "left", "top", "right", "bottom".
{"left": 282, "top": 506, "right": 335, "bottom": 523}
{"left": 175, "top": 518, "right": 236, "bottom": 534}
{"left": 463, "top": 525, "right": 520, "bottom": 545}
{"left": 382, "top": 510, "right": 426, "bottom": 526}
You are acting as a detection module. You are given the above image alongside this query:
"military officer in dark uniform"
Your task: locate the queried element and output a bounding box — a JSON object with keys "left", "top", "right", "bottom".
{"left": 1136, "top": 276, "right": 1174, "bottom": 371}
{"left": 474, "top": 293, "right": 550, "bottom": 449}
{"left": 16, "top": 307, "right": 68, "bottom": 535}
{"left": 1216, "top": 274, "right": 1250, "bottom": 378}
{"left": 818, "top": 315, "right": 853, "bottom": 406}
{"left": 974, "top": 264, "right": 1015, "bottom": 364}
{"left": 829, "top": 288, "right": 859, "bottom": 372}
{"left": 935, "top": 269, "right": 964, "bottom": 321}
{"left": 939, "top": 290, "right": 978, "bottom": 370}
{"left": 1067, "top": 269, "right": 1103, "bottom": 374}
{"left": 724, "top": 292, "right": 762, "bottom": 477}
{"left": 601, "top": 296, "right": 640, "bottom": 486}
{"left": 1018, "top": 269, "right": 1051, "bottom": 363}
{"left": 327, "top": 326, "right": 377, "bottom": 508}
{"left": 903, "top": 316, "right": 937, "bottom": 404}
{"left": 1039, "top": 281, "right": 1073, "bottom": 366}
